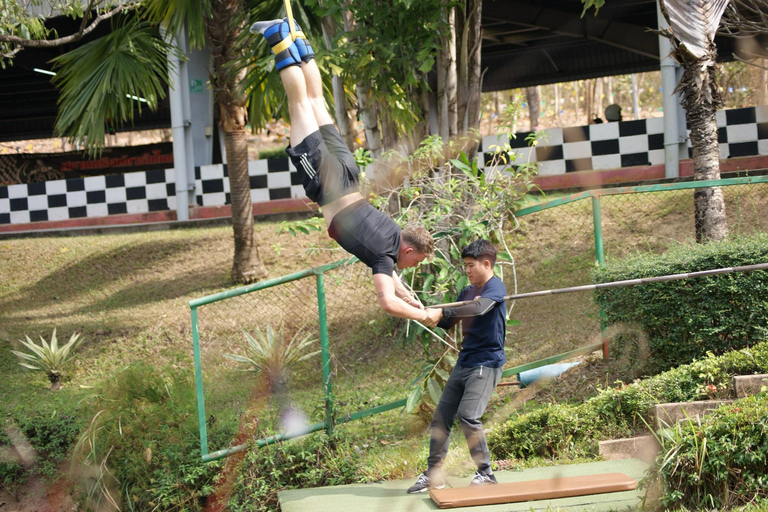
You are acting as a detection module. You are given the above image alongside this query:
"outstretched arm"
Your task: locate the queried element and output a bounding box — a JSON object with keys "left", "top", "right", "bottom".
{"left": 391, "top": 271, "right": 423, "bottom": 309}
{"left": 436, "top": 297, "right": 498, "bottom": 329}
{"left": 374, "top": 274, "right": 442, "bottom": 326}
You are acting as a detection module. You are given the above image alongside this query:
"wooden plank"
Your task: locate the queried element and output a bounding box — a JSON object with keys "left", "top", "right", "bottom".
{"left": 429, "top": 473, "right": 637, "bottom": 509}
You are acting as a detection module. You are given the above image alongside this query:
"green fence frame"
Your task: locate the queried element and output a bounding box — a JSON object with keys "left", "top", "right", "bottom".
{"left": 190, "top": 175, "right": 768, "bottom": 462}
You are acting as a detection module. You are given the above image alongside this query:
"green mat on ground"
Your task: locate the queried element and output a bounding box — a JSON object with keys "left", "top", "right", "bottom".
{"left": 279, "top": 458, "right": 648, "bottom": 512}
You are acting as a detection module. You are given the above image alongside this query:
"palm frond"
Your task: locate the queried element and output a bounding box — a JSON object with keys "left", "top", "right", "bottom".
{"left": 51, "top": 19, "right": 180, "bottom": 155}
{"left": 662, "top": 0, "right": 731, "bottom": 59}
{"left": 142, "top": 0, "right": 210, "bottom": 49}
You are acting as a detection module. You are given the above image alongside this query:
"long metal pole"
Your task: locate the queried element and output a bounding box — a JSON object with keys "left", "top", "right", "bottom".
{"left": 316, "top": 272, "right": 333, "bottom": 436}
{"left": 592, "top": 196, "right": 604, "bottom": 265}
{"left": 164, "top": 26, "right": 192, "bottom": 221}
{"left": 658, "top": 2, "right": 681, "bottom": 179}
{"left": 426, "top": 262, "right": 768, "bottom": 309}
{"left": 191, "top": 306, "right": 209, "bottom": 457}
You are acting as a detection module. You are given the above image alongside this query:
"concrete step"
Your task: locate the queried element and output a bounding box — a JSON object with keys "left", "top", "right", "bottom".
{"left": 732, "top": 374, "right": 768, "bottom": 398}
{"left": 654, "top": 399, "right": 734, "bottom": 429}
{"left": 598, "top": 435, "right": 660, "bottom": 463}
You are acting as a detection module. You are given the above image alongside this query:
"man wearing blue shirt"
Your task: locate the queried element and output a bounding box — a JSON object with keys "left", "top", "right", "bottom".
{"left": 408, "top": 239, "right": 507, "bottom": 493}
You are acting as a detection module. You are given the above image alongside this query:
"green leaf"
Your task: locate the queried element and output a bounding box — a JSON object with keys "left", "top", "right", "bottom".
{"left": 427, "top": 377, "right": 442, "bottom": 405}
{"left": 405, "top": 385, "right": 423, "bottom": 414}
{"left": 422, "top": 274, "right": 436, "bottom": 293}
{"left": 506, "top": 319, "right": 521, "bottom": 327}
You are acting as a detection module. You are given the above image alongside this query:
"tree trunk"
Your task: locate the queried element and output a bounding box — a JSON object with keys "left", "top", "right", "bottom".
{"left": 594, "top": 77, "right": 603, "bottom": 120}
{"left": 380, "top": 107, "right": 398, "bottom": 151}
{"left": 677, "top": 42, "right": 728, "bottom": 242}
{"left": 342, "top": 9, "right": 382, "bottom": 157}
{"left": 759, "top": 59, "right": 768, "bottom": 106}
{"left": 464, "top": 0, "right": 483, "bottom": 134}
{"left": 446, "top": 4, "right": 458, "bottom": 137}
{"left": 436, "top": 0, "right": 457, "bottom": 139}
{"left": 321, "top": 15, "right": 355, "bottom": 150}
{"left": 573, "top": 82, "right": 579, "bottom": 122}
{"left": 227, "top": 127, "right": 267, "bottom": 282}
{"left": 525, "top": 86, "right": 540, "bottom": 130}
{"left": 554, "top": 83, "right": 560, "bottom": 122}
{"left": 207, "top": 0, "right": 267, "bottom": 283}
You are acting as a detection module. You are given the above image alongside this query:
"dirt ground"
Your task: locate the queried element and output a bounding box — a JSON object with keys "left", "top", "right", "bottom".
{"left": 0, "top": 467, "right": 77, "bottom": 512}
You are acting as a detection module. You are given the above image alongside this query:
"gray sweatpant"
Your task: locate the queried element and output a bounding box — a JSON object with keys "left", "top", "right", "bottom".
{"left": 427, "top": 363, "right": 502, "bottom": 475}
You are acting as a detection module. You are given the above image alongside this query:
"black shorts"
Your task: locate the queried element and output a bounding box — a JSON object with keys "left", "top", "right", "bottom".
{"left": 286, "top": 124, "right": 360, "bottom": 206}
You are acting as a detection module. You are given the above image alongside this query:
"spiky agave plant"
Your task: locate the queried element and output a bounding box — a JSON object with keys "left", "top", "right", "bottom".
{"left": 11, "top": 329, "right": 83, "bottom": 390}
{"left": 223, "top": 323, "right": 319, "bottom": 393}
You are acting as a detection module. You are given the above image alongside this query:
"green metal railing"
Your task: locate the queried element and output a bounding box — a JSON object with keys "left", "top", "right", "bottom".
{"left": 190, "top": 175, "right": 768, "bottom": 462}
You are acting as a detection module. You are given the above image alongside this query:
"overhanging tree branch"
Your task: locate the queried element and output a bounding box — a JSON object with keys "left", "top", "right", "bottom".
{"left": 0, "top": 3, "right": 136, "bottom": 50}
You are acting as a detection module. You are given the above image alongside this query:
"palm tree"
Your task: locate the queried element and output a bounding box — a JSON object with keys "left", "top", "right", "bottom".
{"left": 659, "top": 0, "right": 731, "bottom": 243}
{"left": 12, "top": 0, "right": 320, "bottom": 283}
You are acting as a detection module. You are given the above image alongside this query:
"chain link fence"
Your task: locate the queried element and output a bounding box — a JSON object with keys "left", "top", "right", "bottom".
{"left": 189, "top": 176, "right": 768, "bottom": 460}
{"left": 190, "top": 259, "right": 423, "bottom": 460}
{"left": 506, "top": 177, "right": 768, "bottom": 367}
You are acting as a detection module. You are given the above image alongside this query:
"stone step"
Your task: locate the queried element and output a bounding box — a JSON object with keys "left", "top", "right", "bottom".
{"left": 732, "top": 374, "right": 768, "bottom": 398}
{"left": 598, "top": 435, "right": 660, "bottom": 463}
{"left": 654, "top": 399, "right": 734, "bottom": 429}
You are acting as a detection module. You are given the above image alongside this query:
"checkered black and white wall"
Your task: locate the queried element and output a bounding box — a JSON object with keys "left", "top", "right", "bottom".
{"left": 479, "top": 105, "right": 768, "bottom": 175}
{"left": 2, "top": 105, "right": 768, "bottom": 226}
{"left": 0, "top": 157, "right": 305, "bottom": 226}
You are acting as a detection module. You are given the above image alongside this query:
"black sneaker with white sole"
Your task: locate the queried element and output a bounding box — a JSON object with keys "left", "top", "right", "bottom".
{"left": 406, "top": 471, "right": 445, "bottom": 494}
{"left": 470, "top": 471, "right": 498, "bottom": 486}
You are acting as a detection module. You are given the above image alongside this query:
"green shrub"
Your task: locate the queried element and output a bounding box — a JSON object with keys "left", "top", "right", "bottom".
{"left": 16, "top": 412, "right": 81, "bottom": 479}
{"left": 1, "top": 405, "right": 82, "bottom": 483}
{"left": 0, "top": 460, "right": 25, "bottom": 495}
{"left": 488, "top": 341, "right": 768, "bottom": 461}
{"left": 593, "top": 234, "right": 768, "bottom": 372}
{"left": 74, "top": 363, "right": 232, "bottom": 512}
{"left": 258, "top": 147, "right": 288, "bottom": 160}
{"left": 227, "top": 434, "right": 367, "bottom": 512}
{"left": 645, "top": 394, "right": 768, "bottom": 511}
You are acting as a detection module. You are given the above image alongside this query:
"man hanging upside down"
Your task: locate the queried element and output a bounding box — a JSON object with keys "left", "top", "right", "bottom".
{"left": 252, "top": 18, "right": 443, "bottom": 327}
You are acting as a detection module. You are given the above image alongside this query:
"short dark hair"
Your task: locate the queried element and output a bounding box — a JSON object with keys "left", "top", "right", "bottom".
{"left": 461, "top": 239, "right": 497, "bottom": 266}
{"left": 402, "top": 226, "right": 435, "bottom": 259}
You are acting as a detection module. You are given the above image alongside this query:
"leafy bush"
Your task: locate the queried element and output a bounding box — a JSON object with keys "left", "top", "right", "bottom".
{"left": 258, "top": 147, "right": 288, "bottom": 160}
{"left": 73, "top": 363, "right": 232, "bottom": 511}
{"left": 645, "top": 394, "right": 768, "bottom": 511}
{"left": 227, "top": 433, "right": 367, "bottom": 512}
{"left": 593, "top": 234, "right": 768, "bottom": 372}
{"left": 15, "top": 411, "right": 81, "bottom": 479}
{"left": 0, "top": 460, "right": 25, "bottom": 496}
{"left": 488, "top": 341, "right": 768, "bottom": 461}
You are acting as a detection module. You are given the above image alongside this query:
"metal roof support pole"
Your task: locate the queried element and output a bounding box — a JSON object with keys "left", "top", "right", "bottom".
{"left": 164, "top": 26, "right": 194, "bottom": 221}
{"left": 657, "top": 1, "right": 681, "bottom": 179}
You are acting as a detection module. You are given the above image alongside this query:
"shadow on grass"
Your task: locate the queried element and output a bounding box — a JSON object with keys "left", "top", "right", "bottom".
{"left": 0, "top": 237, "right": 231, "bottom": 327}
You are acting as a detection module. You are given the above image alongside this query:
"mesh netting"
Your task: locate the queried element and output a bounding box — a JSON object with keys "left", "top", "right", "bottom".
{"left": 505, "top": 180, "right": 768, "bottom": 367}
{"left": 193, "top": 260, "right": 424, "bottom": 452}
{"left": 192, "top": 179, "right": 768, "bottom": 452}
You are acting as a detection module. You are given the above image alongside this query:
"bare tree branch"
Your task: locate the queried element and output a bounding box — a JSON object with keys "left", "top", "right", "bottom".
{"left": 721, "top": 0, "right": 768, "bottom": 36}
{"left": 733, "top": 53, "right": 768, "bottom": 69}
{"left": 1, "top": 45, "right": 23, "bottom": 60}
{"left": 0, "top": 3, "right": 135, "bottom": 49}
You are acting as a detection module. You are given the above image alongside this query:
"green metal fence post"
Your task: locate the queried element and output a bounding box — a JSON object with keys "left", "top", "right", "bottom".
{"left": 591, "top": 196, "right": 604, "bottom": 265}
{"left": 591, "top": 196, "right": 610, "bottom": 360}
{"left": 316, "top": 272, "right": 334, "bottom": 436}
{"left": 190, "top": 306, "right": 209, "bottom": 458}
